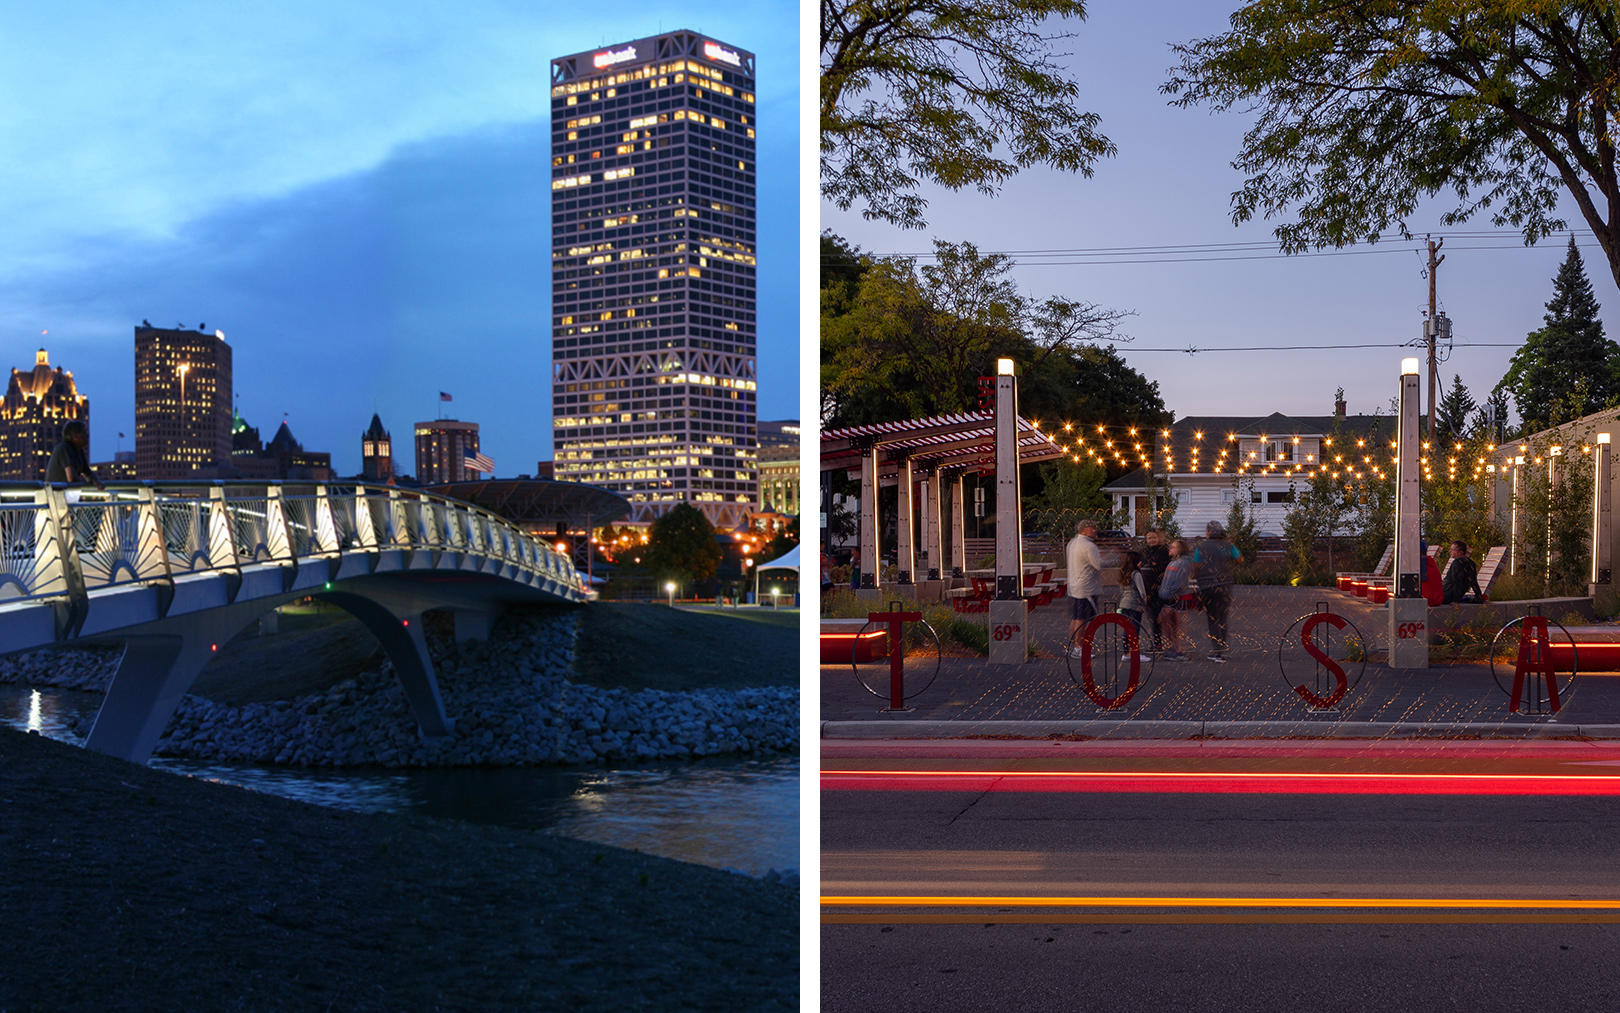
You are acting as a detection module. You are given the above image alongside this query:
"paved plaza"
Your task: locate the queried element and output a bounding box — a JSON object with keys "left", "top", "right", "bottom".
{"left": 821, "top": 585, "right": 1620, "bottom": 737}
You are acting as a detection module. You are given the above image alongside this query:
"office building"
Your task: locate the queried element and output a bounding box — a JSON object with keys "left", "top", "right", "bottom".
{"left": 0, "top": 349, "right": 89, "bottom": 480}
{"left": 550, "top": 30, "right": 759, "bottom": 528}
{"left": 362, "top": 413, "right": 395, "bottom": 483}
{"left": 91, "top": 451, "right": 137, "bottom": 481}
{"left": 757, "top": 444, "right": 799, "bottom": 516}
{"left": 415, "top": 419, "right": 483, "bottom": 485}
{"left": 757, "top": 419, "right": 799, "bottom": 450}
{"left": 134, "top": 323, "right": 232, "bottom": 480}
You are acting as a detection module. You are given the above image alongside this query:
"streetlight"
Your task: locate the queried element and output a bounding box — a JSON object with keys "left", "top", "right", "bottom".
{"left": 770, "top": 586, "right": 779, "bottom": 609}
{"left": 666, "top": 581, "right": 676, "bottom": 607}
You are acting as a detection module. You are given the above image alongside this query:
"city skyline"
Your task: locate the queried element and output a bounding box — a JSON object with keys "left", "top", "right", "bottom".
{"left": 0, "top": 2, "right": 799, "bottom": 475}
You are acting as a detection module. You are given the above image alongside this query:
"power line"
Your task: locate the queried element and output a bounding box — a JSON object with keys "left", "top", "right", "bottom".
{"left": 1112, "top": 341, "right": 1521, "bottom": 353}
{"left": 861, "top": 229, "right": 1601, "bottom": 264}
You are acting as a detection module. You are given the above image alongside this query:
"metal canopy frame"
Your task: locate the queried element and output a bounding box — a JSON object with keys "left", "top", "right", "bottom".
{"left": 820, "top": 411, "right": 1063, "bottom": 590}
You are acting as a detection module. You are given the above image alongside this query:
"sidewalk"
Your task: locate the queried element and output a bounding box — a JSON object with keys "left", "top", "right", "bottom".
{"left": 820, "top": 585, "right": 1620, "bottom": 739}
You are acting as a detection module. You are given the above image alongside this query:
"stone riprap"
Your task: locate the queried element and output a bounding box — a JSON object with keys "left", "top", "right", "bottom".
{"left": 3, "top": 611, "right": 798, "bottom": 767}
{"left": 0, "top": 643, "right": 123, "bottom": 692}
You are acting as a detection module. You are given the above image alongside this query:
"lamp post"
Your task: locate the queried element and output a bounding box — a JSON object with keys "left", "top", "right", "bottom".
{"left": 771, "top": 586, "right": 780, "bottom": 610}
{"left": 666, "top": 581, "right": 676, "bottom": 608}
{"left": 1390, "top": 357, "right": 1427, "bottom": 669}
{"left": 1594, "top": 434, "right": 1612, "bottom": 606}
{"left": 987, "top": 356, "right": 1027, "bottom": 665}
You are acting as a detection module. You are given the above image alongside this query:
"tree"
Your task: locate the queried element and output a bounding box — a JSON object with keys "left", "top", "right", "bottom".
{"left": 1497, "top": 237, "right": 1619, "bottom": 428}
{"left": 821, "top": 236, "right": 1146, "bottom": 429}
{"left": 1434, "top": 374, "right": 1477, "bottom": 445}
{"left": 644, "top": 504, "right": 722, "bottom": 583}
{"left": 821, "top": 0, "right": 1115, "bottom": 230}
{"left": 765, "top": 515, "right": 800, "bottom": 562}
{"left": 1164, "top": 3, "right": 1620, "bottom": 290}
{"left": 1223, "top": 476, "right": 1262, "bottom": 568}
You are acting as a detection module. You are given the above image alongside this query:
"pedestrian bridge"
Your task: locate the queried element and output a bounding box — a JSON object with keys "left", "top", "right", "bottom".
{"left": 0, "top": 481, "right": 589, "bottom": 762}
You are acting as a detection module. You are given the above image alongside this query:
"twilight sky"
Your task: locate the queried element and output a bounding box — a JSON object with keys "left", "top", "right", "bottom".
{"left": 0, "top": 1, "right": 799, "bottom": 474}
{"left": 821, "top": 0, "right": 1620, "bottom": 431}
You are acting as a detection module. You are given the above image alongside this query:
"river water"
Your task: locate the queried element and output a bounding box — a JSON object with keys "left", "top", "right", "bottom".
{"left": 1, "top": 684, "right": 798, "bottom": 877}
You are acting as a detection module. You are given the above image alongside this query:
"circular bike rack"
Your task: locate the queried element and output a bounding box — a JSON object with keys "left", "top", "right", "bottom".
{"left": 1489, "top": 615, "right": 1578, "bottom": 713}
{"left": 1276, "top": 609, "right": 1366, "bottom": 709}
{"left": 851, "top": 616, "right": 942, "bottom": 706}
{"left": 1063, "top": 612, "right": 1152, "bottom": 709}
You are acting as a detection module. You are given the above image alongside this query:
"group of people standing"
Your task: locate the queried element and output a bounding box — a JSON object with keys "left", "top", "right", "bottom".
{"left": 1066, "top": 519, "right": 1241, "bottom": 664}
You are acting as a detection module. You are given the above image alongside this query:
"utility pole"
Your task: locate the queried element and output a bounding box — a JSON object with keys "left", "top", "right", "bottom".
{"left": 1426, "top": 236, "right": 1445, "bottom": 439}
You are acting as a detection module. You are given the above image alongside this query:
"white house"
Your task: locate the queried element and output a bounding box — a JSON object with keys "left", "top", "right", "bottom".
{"left": 1105, "top": 408, "right": 1398, "bottom": 537}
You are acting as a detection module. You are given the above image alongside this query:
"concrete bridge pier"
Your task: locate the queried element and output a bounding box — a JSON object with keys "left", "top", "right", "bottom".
{"left": 84, "top": 590, "right": 457, "bottom": 764}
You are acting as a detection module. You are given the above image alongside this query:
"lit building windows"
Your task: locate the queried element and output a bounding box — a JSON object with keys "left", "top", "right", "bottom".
{"left": 550, "top": 31, "right": 760, "bottom": 528}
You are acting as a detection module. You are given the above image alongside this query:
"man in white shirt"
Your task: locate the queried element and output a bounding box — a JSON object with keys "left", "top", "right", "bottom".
{"left": 1066, "top": 518, "right": 1102, "bottom": 657}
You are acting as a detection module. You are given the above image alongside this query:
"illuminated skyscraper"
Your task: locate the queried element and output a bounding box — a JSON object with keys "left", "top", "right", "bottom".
{"left": 550, "top": 31, "right": 759, "bottom": 527}
{"left": 0, "top": 349, "right": 89, "bottom": 480}
{"left": 134, "top": 324, "right": 232, "bottom": 480}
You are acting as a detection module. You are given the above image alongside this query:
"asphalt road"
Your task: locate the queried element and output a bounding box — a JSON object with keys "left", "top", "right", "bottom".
{"left": 822, "top": 742, "right": 1620, "bottom": 1011}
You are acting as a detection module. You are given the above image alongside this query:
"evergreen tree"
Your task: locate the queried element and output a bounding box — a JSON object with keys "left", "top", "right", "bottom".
{"left": 1499, "top": 238, "right": 1619, "bottom": 429}
{"left": 1434, "top": 374, "right": 1476, "bottom": 445}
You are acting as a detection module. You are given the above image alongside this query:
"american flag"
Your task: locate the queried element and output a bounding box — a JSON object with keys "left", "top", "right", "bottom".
{"left": 439, "top": 391, "right": 453, "bottom": 402}
{"left": 465, "top": 452, "right": 495, "bottom": 475}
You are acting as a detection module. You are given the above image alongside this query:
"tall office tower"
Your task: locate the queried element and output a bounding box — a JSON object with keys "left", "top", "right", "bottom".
{"left": 550, "top": 31, "right": 759, "bottom": 528}
{"left": 361, "top": 413, "right": 395, "bottom": 483}
{"left": 0, "top": 350, "right": 90, "bottom": 480}
{"left": 134, "top": 323, "right": 232, "bottom": 480}
{"left": 414, "top": 419, "right": 482, "bottom": 485}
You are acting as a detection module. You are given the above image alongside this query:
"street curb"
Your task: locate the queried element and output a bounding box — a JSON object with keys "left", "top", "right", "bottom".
{"left": 820, "top": 719, "right": 1620, "bottom": 740}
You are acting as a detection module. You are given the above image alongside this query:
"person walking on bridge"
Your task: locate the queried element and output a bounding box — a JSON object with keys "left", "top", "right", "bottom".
{"left": 1193, "top": 521, "right": 1241, "bottom": 663}
{"left": 45, "top": 421, "right": 103, "bottom": 491}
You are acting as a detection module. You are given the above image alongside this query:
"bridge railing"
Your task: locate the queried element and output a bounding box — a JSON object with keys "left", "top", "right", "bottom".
{"left": 0, "top": 481, "right": 586, "bottom": 609}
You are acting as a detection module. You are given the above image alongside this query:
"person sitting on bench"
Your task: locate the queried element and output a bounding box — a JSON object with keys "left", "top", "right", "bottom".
{"left": 1441, "top": 540, "right": 1483, "bottom": 604}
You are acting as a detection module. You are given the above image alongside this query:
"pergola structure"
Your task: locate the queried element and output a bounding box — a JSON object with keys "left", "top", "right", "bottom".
{"left": 821, "top": 410, "right": 1064, "bottom": 589}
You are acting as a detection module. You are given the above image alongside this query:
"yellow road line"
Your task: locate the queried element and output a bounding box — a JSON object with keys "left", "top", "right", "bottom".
{"left": 824, "top": 912, "right": 1620, "bottom": 925}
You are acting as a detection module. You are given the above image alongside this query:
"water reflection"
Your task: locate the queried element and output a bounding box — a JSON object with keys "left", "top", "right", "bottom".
{"left": 0, "top": 684, "right": 798, "bottom": 876}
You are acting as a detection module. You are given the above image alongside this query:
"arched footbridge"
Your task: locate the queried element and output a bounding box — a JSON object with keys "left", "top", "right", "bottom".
{"left": 0, "top": 482, "right": 591, "bottom": 763}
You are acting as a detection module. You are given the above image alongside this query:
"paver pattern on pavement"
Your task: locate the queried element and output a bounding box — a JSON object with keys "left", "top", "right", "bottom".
{"left": 821, "top": 586, "right": 1620, "bottom": 734}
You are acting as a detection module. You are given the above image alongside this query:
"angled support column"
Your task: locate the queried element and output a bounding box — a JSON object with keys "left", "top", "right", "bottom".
{"left": 319, "top": 591, "right": 454, "bottom": 739}
{"left": 84, "top": 600, "right": 264, "bottom": 763}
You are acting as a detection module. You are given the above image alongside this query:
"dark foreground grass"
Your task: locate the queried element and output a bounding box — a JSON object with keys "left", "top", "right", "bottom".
{"left": 0, "top": 726, "right": 797, "bottom": 1012}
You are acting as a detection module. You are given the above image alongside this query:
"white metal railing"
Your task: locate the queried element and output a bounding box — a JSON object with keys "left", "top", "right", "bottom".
{"left": 0, "top": 481, "right": 587, "bottom": 612}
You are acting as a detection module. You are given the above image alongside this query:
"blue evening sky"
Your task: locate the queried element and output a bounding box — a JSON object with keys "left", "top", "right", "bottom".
{"left": 822, "top": 0, "right": 1620, "bottom": 432}
{"left": 0, "top": 1, "right": 799, "bottom": 474}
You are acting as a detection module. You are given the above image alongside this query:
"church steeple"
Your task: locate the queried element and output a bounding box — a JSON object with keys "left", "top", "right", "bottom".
{"left": 361, "top": 413, "right": 394, "bottom": 483}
